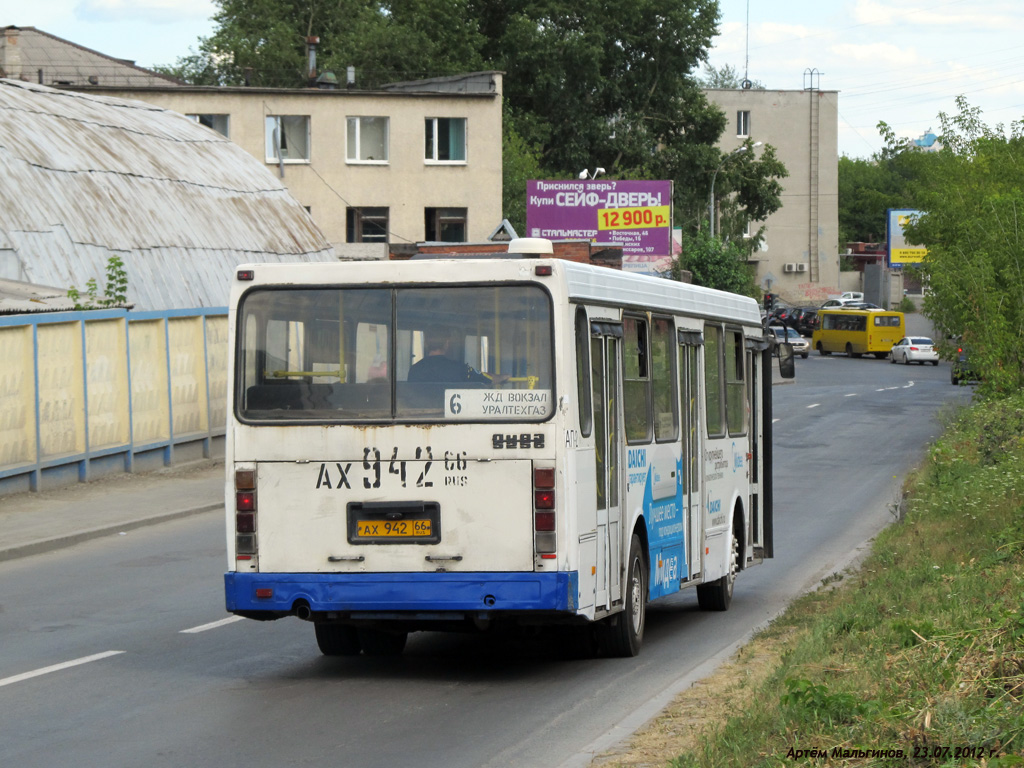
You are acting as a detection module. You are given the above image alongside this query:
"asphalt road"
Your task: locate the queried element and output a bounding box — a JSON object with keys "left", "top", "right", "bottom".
{"left": 0, "top": 351, "right": 975, "bottom": 768}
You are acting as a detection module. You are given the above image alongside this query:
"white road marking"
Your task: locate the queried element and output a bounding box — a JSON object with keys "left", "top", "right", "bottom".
{"left": 772, "top": 418, "right": 781, "bottom": 423}
{"left": 180, "top": 615, "right": 246, "bottom": 634}
{"left": 878, "top": 381, "right": 915, "bottom": 391}
{"left": 845, "top": 393, "right": 857, "bottom": 397}
{"left": 807, "top": 403, "right": 820, "bottom": 409}
{"left": 0, "top": 651, "right": 125, "bottom": 688}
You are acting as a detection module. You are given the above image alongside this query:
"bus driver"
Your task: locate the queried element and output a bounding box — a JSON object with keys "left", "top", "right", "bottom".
{"left": 408, "top": 326, "right": 508, "bottom": 384}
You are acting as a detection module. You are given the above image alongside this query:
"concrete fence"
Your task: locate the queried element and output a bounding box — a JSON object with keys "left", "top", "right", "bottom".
{"left": 0, "top": 307, "right": 228, "bottom": 496}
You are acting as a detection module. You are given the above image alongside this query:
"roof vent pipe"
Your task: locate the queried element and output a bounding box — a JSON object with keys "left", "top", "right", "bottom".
{"left": 306, "top": 36, "right": 320, "bottom": 84}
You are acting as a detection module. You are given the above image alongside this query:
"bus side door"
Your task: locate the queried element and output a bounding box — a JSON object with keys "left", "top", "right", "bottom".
{"left": 679, "top": 332, "right": 704, "bottom": 580}
{"left": 747, "top": 344, "right": 766, "bottom": 560}
{"left": 591, "top": 326, "right": 622, "bottom": 610}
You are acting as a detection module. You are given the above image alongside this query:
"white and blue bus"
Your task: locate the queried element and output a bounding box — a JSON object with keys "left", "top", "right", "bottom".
{"left": 224, "top": 241, "right": 790, "bottom": 657}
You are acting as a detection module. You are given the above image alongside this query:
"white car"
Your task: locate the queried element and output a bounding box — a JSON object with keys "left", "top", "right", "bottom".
{"left": 820, "top": 298, "right": 864, "bottom": 309}
{"left": 891, "top": 337, "right": 939, "bottom": 365}
{"left": 770, "top": 325, "right": 809, "bottom": 358}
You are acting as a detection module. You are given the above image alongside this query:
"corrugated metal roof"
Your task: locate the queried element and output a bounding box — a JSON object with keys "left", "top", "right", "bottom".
{"left": 0, "top": 276, "right": 79, "bottom": 314}
{"left": 0, "top": 78, "right": 336, "bottom": 312}
{"left": 1, "top": 26, "right": 183, "bottom": 89}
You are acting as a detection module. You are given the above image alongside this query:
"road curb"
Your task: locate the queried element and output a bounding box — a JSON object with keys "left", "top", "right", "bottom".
{"left": 0, "top": 503, "right": 223, "bottom": 563}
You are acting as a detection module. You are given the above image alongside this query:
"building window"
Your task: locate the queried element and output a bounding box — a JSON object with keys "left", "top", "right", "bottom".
{"left": 186, "top": 114, "right": 230, "bottom": 138}
{"left": 265, "top": 115, "right": 310, "bottom": 163}
{"left": 425, "top": 208, "right": 467, "bottom": 242}
{"left": 347, "top": 117, "right": 388, "bottom": 163}
{"left": 347, "top": 207, "right": 389, "bottom": 243}
{"left": 425, "top": 118, "right": 467, "bottom": 162}
{"left": 737, "top": 110, "right": 750, "bottom": 138}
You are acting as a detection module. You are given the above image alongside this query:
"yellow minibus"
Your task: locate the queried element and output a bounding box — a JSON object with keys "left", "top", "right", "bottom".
{"left": 812, "top": 309, "right": 905, "bottom": 358}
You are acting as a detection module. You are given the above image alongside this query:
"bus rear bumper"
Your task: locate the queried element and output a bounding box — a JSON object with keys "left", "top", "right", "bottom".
{"left": 224, "top": 571, "right": 579, "bottom": 615}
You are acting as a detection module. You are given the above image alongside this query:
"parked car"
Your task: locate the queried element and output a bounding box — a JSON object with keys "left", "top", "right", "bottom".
{"left": 950, "top": 344, "right": 979, "bottom": 384}
{"left": 771, "top": 306, "right": 795, "bottom": 326}
{"left": 890, "top": 337, "right": 939, "bottom": 365}
{"left": 770, "top": 324, "right": 809, "bottom": 358}
{"left": 793, "top": 307, "right": 819, "bottom": 336}
{"left": 820, "top": 298, "right": 862, "bottom": 309}
{"left": 781, "top": 307, "right": 803, "bottom": 331}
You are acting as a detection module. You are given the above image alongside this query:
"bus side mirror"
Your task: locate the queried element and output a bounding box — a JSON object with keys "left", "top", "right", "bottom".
{"left": 778, "top": 343, "right": 795, "bottom": 379}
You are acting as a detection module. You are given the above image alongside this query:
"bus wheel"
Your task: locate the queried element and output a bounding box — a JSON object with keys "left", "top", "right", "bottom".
{"left": 697, "top": 531, "right": 737, "bottom": 611}
{"left": 358, "top": 627, "right": 408, "bottom": 656}
{"left": 816, "top": 342, "right": 830, "bottom": 356}
{"left": 314, "top": 623, "right": 362, "bottom": 656}
{"left": 601, "top": 534, "right": 647, "bottom": 657}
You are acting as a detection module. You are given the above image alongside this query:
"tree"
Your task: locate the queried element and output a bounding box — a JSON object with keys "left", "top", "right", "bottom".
{"left": 162, "top": 0, "right": 788, "bottom": 242}
{"left": 837, "top": 150, "right": 935, "bottom": 247}
{"left": 887, "top": 98, "right": 1024, "bottom": 396}
{"left": 712, "top": 142, "right": 788, "bottom": 255}
{"left": 157, "top": 0, "right": 486, "bottom": 88}
{"left": 67, "top": 256, "right": 129, "bottom": 310}
{"left": 699, "top": 63, "right": 764, "bottom": 90}
{"left": 501, "top": 114, "right": 544, "bottom": 237}
{"left": 668, "top": 229, "right": 758, "bottom": 297}
{"left": 838, "top": 156, "right": 899, "bottom": 244}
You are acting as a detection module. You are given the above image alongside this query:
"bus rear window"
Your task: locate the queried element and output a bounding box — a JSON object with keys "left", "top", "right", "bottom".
{"left": 237, "top": 285, "right": 553, "bottom": 422}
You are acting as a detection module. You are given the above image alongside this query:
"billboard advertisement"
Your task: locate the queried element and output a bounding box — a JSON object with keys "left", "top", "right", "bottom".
{"left": 887, "top": 209, "right": 927, "bottom": 268}
{"left": 526, "top": 180, "right": 673, "bottom": 275}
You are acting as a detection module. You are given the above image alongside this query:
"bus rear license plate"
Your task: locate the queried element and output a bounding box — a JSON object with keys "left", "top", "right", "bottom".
{"left": 346, "top": 501, "right": 441, "bottom": 545}
{"left": 355, "top": 520, "right": 433, "bottom": 538}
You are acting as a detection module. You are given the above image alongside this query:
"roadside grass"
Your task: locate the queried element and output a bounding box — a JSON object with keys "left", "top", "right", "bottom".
{"left": 669, "top": 393, "right": 1024, "bottom": 767}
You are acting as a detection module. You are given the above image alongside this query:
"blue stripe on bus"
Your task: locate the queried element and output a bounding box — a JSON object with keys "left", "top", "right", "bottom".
{"left": 225, "top": 571, "right": 579, "bottom": 613}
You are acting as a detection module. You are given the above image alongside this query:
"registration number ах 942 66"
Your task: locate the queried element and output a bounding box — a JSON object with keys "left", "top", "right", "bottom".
{"left": 355, "top": 519, "right": 432, "bottom": 538}
{"left": 346, "top": 501, "right": 441, "bottom": 545}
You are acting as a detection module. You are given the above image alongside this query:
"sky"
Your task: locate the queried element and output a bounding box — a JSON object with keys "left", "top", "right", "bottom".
{"left": 9, "top": 0, "right": 1024, "bottom": 159}
{"left": 707, "top": 0, "right": 1024, "bottom": 157}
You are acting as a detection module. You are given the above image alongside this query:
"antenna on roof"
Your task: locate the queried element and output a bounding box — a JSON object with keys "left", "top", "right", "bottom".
{"left": 743, "top": 0, "right": 750, "bottom": 85}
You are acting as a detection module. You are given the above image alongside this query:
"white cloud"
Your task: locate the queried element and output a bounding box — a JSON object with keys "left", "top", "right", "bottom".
{"left": 755, "top": 21, "right": 826, "bottom": 47}
{"left": 831, "top": 41, "right": 921, "bottom": 68}
{"left": 75, "top": 0, "right": 215, "bottom": 24}
{"left": 851, "top": 0, "right": 1024, "bottom": 32}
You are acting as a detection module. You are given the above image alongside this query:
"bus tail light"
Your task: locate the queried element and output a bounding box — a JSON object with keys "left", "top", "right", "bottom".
{"left": 235, "top": 469, "right": 257, "bottom": 558}
{"left": 534, "top": 466, "right": 556, "bottom": 555}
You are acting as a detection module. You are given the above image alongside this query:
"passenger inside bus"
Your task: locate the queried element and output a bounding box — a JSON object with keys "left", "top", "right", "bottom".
{"left": 407, "top": 326, "right": 508, "bottom": 384}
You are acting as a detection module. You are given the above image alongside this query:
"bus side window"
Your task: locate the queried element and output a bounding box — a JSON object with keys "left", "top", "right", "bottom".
{"left": 725, "top": 329, "right": 746, "bottom": 436}
{"left": 652, "top": 316, "right": 678, "bottom": 442}
{"left": 704, "top": 325, "right": 725, "bottom": 437}
{"left": 623, "top": 316, "right": 652, "bottom": 444}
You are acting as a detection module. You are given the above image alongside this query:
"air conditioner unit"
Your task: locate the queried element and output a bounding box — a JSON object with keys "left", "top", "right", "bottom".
{"left": 796, "top": 263, "right": 808, "bottom": 273}
{"left": 783, "top": 263, "right": 797, "bottom": 273}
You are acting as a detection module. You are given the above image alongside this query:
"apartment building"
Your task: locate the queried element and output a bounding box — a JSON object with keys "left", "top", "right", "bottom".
{"left": 706, "top": 87, "right": 840, "bottom": 305}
